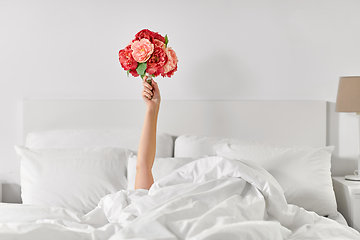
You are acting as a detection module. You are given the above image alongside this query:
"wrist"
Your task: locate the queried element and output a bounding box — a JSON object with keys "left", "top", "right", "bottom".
{"left": 146, "top": 104, "right": 160, "bottom": 113}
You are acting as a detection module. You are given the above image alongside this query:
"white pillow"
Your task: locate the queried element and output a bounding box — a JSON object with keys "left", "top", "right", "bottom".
{"left": 174, "top": 134, "right": 260, "bottom": 158}
{"left": 127, "top": 156, "right": 196, "bottom": 190}
{"left": 25, "top": 129, "right": 174, "bottom": 158}
{"left": 215, "top": 143, "right": 337, "bottom": 217}
{"left": 14, "top": 145, "right": 131, "bottom": 214}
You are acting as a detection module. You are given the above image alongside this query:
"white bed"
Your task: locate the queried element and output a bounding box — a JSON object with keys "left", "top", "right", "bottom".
{"left": 0, "top": 100, "right": 358, "bottom": 239}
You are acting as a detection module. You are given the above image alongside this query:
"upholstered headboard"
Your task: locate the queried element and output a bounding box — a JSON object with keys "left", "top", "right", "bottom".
{"left": 23, "top": 100, "right": 327, "bottom": 147}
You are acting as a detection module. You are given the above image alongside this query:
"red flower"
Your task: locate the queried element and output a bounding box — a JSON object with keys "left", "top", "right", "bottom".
{"left": 153, "top": 39, "right": 165, "bottom": 49}
{"left": 118, "top": 29, "right": 177, "bottom": 79}
{"left": 162, "top": 64, "right": 177, "bottom": 77}
{"left": 118, "top": 45, "right": 138, "bottom": 71}
{"left": 146, "top": 46, "right": 168, "bottom": 77}
{"left": 135, "top": 29, "right": 166, "bottom": 44}
{"left": 129, "top": 69, "right": 139, "bottom": 77}
{"left": 151, "top": 31, "right": 166, "bottom": 43}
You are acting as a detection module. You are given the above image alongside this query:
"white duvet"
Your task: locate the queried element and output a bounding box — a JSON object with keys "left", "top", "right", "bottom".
{"left": 0, "top": 156, "right": 359, "bottom": 240}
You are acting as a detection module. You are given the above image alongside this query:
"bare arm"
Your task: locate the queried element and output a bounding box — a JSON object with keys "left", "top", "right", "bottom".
{"left": 135, "top": 77, "right": 161, "bottom": 190}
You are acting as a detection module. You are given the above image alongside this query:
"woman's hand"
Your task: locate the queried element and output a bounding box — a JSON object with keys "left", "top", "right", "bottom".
{"left": 141, "top": 76, "right": 161, "bottom": 108}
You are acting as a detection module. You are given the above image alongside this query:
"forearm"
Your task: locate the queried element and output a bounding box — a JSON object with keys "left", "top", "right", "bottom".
{"left": 135, "top": 105, "right": 159, "bottom": 189}
{"left": 137, "top": 105, "right": 159, "bottom": 167}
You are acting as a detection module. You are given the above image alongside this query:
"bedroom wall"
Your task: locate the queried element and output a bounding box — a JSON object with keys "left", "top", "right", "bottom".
{"left": 1, "top": 0, "right": 360, "bottom": 203}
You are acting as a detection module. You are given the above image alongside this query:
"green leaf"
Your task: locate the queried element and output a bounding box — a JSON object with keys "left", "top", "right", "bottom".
{"left": 127, "top": 70, "right": 130, "bottom": 77}
{"left": 136, "top": 62, "right": 147, "bottom": 76}
{"left": 165, "top": 34, "right": 169, "bottom": 47}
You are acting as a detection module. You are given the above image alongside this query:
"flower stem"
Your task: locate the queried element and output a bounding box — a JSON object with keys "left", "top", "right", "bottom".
{"left": 145, "top": 73, "right": 153, "bottom": 99}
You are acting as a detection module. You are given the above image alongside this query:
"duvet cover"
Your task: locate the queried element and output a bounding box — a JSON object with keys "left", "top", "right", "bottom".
{"left": 0, "top": 156, "right": 359, "bottom": 240}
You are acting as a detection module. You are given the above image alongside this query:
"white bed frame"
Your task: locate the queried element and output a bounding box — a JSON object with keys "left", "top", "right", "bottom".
{"left": 23, "top": 100, "right": 327, "bottom": 147}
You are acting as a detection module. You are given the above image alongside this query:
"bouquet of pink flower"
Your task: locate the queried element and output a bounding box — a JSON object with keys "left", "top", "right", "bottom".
{"left": 118, "top": 29, "right": 178, "bottom": 84}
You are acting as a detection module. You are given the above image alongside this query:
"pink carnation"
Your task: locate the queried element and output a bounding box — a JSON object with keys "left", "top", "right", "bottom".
{"left": 163, "top": 47, "right": 178, "bottom": 75}
{"left": 131, "top": 39, "right": 154, "bottom": 63}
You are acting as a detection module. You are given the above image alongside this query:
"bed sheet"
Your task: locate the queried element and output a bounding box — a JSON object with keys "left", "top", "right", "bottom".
{"left": 0, "top": 156, "right": 359, "bottom": 240}
{"left": 331, "top": 212, "right": 348, "bottom": 226}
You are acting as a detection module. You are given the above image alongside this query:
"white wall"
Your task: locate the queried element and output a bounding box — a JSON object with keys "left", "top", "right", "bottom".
{"left": 1, "top": 0, "right": 360, "bottom": 202}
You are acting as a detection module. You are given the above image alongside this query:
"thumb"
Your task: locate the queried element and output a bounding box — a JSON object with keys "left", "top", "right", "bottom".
{"left": 152, "top": 80, "right": 158, "bottom": 89}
